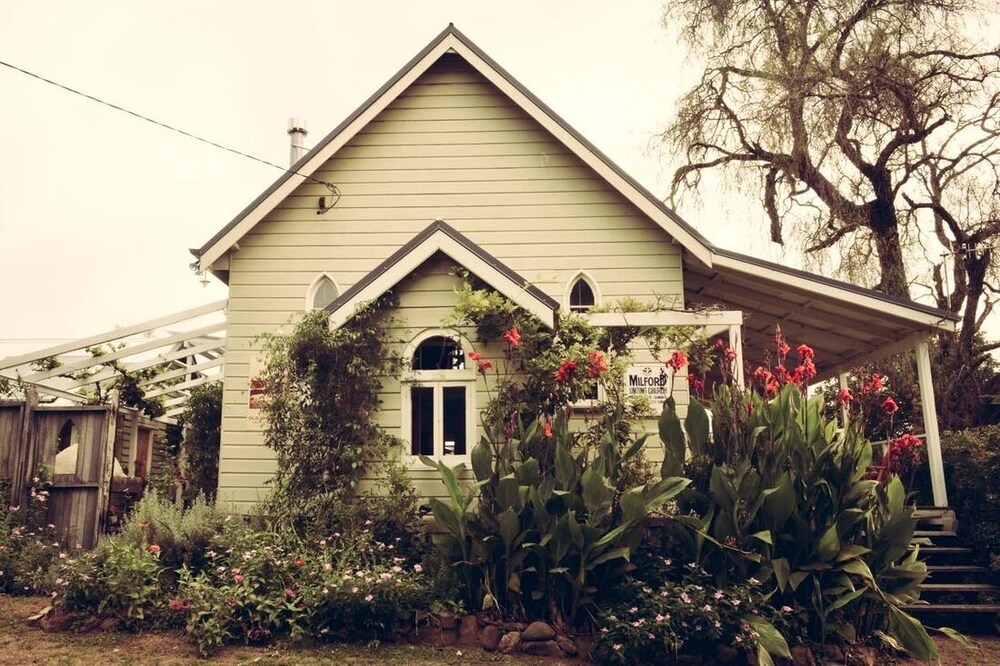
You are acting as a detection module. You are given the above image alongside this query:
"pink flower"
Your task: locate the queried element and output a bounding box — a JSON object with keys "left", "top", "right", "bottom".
{"left": 797, "top": 344, "right": 814, "bottom": 360}
{"left": 147, "top": 544, "right": 160, "bottom": 554}
{"left": 543, "top": 422, "right": 553, "bottom": 439}
{"left": 284, "top": 588, "right": 295, "bottom": 598}
{"left": 837, "top": 388, "right": 854, "bottom": 404}
{"left": 233, "top": 573, "right": 244, "bottom": 583}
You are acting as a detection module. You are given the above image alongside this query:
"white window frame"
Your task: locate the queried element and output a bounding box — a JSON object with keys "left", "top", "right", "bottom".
{"left": 564, "top": 270, "right": 601, "bottom": 313}
{"left": 305, "top": 272, "right": 341, "bottom": 310}
{"left": 401, "top": 330, "right": 477, "bottom": 466}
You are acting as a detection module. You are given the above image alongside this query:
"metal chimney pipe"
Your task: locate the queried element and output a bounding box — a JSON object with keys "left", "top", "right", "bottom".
{"left": 287, "top": 118, "right": 308, "bottom": 166}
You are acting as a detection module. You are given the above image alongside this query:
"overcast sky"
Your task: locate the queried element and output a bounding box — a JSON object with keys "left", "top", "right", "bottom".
{"left": 2, "top": 0, "right": 970, "bottom": 356}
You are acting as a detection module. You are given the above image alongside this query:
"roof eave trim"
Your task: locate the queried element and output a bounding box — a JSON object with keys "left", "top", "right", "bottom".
{"left": 711, "top": 250, "right": 958, "bottom": 331}
{"left": 196, "top": 24, "right": 715, "bottom": 271}
{"left": 326, "top": 220, "right": 559, "bottom": 331}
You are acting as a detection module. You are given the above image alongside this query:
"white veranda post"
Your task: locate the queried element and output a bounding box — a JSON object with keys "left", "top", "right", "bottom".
{"left": 914, "top": 336, "right": 948, "bottom": 507}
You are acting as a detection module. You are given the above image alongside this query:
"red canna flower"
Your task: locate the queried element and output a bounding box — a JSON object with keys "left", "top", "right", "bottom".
{"left": 882, "top": 396, "right": 899, "bottom": 416}
{"left": 688, "top": 373, "right": 704, "bottom": 395}
{"left": 477, "top": 359, "right": 494, "bottom": 375}
{"left": 752, "top": 366, "right": 771, "bottom": 382}
{"left": 587, "top": 351, "right": 608, "bottom": 378}
{"left": 714, "top": 338, "right": 726, "bottom": 351}
{"left": 468, "top": 351, "right": 482, "bottom": 362}
{"left": 837, "top": 388, "right": 854, "bottom": 404}
{"left": 543, "top": 422, "right": 553, "bottom": 439}
{"left": 555, "top": 359, "right": 577, "bottom": 383}
{"left": 796, "top": 344, "right": 814, "bottom": 361}
{"left": 667, "top": 350, "right": 688, "bottom": 371}
{"left": 778, "top": 341, "right": 791, "bottom": 357}
{"left": 795, "top": 358, "right": 816, "bottom": 381}
{"left": 502, "top": 327, "right": 522, "bottom": 347}
{"left": 723, "top": 347, "right": 737, "bottom": 361}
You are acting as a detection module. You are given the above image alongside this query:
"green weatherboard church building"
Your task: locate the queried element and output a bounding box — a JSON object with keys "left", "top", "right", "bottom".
{"left": 191, "top": 25, "right": 957, "bottom": 511}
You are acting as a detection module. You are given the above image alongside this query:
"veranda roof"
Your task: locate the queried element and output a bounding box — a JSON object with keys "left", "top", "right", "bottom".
{"left": 683, "top": 249, "right": 958, "bottom": 381}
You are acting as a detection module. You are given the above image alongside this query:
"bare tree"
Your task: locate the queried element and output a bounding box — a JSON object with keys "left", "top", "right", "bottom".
{"left": 664, "top": 0, "right": 1000, "bottom": 352}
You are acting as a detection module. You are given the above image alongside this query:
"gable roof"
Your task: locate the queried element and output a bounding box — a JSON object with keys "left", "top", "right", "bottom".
{"left": 193, "top": 23, "right": 716, "bottom": 270}
{"left": 325, "top": 220, "right": 560, "bottom": 330}
{"left": 194, "top": 23, "right": 958, "bottom": 340}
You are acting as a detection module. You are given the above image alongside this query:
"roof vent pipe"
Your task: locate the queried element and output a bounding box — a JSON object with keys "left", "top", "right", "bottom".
{"left": 287, "top": 118, "right": 308, "bottom": 166}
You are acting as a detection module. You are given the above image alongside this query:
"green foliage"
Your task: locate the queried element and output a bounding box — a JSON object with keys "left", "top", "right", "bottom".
{"left": 450, "top": 282, "right": 701, "bottom": 427}
{"left": 177, "top": 381, "right": 222, "bottom": 501}
{"left": 0, "top": 470, "right": 62, "bottom": 595}
{"left": 258, "top": 300, "right": 405, "bottom": 534}
{"left": 913, "top": 425, "right": 1000, "bottom": 567}
{"left": 49, "top": 494, "right": 431, "bottom": 654}
{"left": 659, "top": 383, "right": 936, "bottom": 660}
{"left": 57, "top": 539, "right": 170, "bottom": 629}
{"left": 176, "top": 521, "right": 432, "bottom": 655}
{"left": 593, "top": 568, "right": 789, "bottom": 665}
{"left": 426, "top": 408, "right": 689, "bottom": 626}
{"left": 116, "top": 492, "right": 230, "bottom": 579}
{"left": 37, "top": 346, "right": 172, "bottom": 417}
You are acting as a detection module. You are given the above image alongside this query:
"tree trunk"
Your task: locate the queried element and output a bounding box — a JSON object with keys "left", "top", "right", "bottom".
{"left": 868, "top": 200, "right": 910, "bottom": 298}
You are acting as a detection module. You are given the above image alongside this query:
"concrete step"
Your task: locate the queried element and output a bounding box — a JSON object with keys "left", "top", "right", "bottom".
{"left": 902, "top": 603, "right": 1000, "bottom": 614}
{"left": 919, "top": 583, "right": 1000, "bottom": 594}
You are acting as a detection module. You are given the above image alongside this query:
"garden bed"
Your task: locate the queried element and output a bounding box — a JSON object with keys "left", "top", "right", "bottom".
{"left": 3, "top": 594, "right": 996, "bottom": 665}
{"left": 1, "top": 595, "right": 576, "bottom": 665}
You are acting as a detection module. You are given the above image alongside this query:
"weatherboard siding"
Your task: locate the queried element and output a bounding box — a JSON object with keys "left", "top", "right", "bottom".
{"left": 216, "top": 55, "right": 683, "bottom": 509}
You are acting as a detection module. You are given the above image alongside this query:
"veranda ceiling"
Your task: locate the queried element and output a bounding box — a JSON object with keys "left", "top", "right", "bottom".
{"left": 683, "top": 249, "right": 958, "bottom": 382}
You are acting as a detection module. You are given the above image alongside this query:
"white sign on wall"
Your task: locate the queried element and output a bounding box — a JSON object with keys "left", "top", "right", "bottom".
{"left": 625, "top": 363, "right": 672, "bottom": 404}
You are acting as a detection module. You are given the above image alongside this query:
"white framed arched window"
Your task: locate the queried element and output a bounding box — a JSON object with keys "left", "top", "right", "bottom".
{"left": 565, "top": 271, "right": 600, "bottom": 313}
{"left": 401, "top": 330, "right": 476, "bottom": 463}
{"left": 306, "top": 273, "right": 340, "bottom": 310}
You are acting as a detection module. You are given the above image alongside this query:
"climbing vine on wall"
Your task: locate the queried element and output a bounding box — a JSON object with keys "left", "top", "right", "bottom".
{"left": 257, "top": 295, "right": 406, "bottom": 532}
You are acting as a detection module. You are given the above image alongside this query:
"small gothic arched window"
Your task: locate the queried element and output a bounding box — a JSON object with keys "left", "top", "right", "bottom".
{"left": 406, "top": 334, "right": 473, "bottom": 459}
{"left": 310, "top": 275, "right": 339, "bottom": 309}
{"left": 569, "top": 277, "right": 596, "bottom": 312}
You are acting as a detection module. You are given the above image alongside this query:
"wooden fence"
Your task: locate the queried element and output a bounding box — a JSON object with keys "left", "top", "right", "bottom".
{"left": 0, "top": 393, "right": 119, "bottom": 548}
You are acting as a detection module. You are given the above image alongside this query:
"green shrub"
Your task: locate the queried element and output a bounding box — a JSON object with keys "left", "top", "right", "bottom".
{"left": 0, "top": 472, "right": 62, "bottom": 595}
{"left": 116, "top": 492, "right": 229, "bottom": 578}
{"left": 593, "top": 568, "right": 790, "bottom": 665}
{"left": 660, "top": 379, "right": 936, "bottom": 661}
{"left": 913, "top": 425, "right": 1000, "bottom": 567}
{"left": 426, "top": 407, "right": 689, "bottom": 627}
{"left": 56, "top": 539, "right": 170, "bottom": 629}
{"left": 177, "top": 381, "right": 222, "bottom": 502}
{"left": 176, "top": 520, "right": 432, "bottom": 655}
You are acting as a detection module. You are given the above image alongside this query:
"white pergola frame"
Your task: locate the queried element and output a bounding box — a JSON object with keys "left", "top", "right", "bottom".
{"left": 0, "top": 301, "right": 227, "bottom": 423}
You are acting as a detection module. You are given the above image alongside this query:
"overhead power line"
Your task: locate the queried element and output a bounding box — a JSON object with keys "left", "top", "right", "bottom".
{"left": 0, "top": 58, "right": 341, "bottom": 205}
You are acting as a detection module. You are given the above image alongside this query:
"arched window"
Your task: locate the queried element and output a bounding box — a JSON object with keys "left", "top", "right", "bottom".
{"left": 307, "top": 274, "right": 340, "bottom": 310}
{"left": 404, "top": 332, "right": 475, "bottom": 461}
{"left": 567, "top": 273, "right": 599, "bottom": 312}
